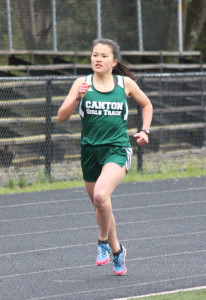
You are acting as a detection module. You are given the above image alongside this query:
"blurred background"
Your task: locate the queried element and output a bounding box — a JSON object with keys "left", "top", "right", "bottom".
{"left": 0, "top": 0, "right": 206, "bottom": 186}
{"left": 1, "top": 0, "right": 206, "bottom": 54}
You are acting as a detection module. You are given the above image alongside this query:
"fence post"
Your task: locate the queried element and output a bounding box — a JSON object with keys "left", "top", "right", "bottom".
{"left": 52, "top": 0, "right": 57, "bottom": 51}
{"left": 177, "top": 0, "right": 183, "bottom": 52}
{"left": 45, "top": 79, "right": 53, "bottom": 177}
{"left": 97, "top": 0, "right": 102, "bottom": 38}
{"left": 201, "top": 74, "right": 206, "bottom": 146}
{"left": 137, "top": 105, "right": 143, "bottom": 172}
{"left": 6, "top": 0, "right": 13, "bottom": 51}
{"left": 136, "top": 0, "right": 143, "bottom": 51}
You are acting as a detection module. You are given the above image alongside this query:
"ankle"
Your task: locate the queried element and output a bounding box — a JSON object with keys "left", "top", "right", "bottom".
{"left": 98, "top": 239, "right": 109, "bottom": 245}
{"left": 113, "top": 244, "right": 122, "bottom": 256}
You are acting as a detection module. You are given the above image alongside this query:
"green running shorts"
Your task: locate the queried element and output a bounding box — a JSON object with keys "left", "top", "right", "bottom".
{"left": 81, "top": 145, "right": 132, "bottom": 182}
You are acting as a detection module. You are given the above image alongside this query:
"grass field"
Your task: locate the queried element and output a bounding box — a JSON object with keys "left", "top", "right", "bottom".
{"left": 0, "top": 164, "right": 206, "bottom": 194}
{"left": 126, "top": 287, "right": 206, "bottom": 300}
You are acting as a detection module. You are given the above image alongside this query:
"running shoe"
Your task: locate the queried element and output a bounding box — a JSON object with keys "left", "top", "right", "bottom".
{"left": 113, "top": 246, "right": 127, "bottom": 275}
{"left": 96, "top": 243, "right": 110, "bottom": 265}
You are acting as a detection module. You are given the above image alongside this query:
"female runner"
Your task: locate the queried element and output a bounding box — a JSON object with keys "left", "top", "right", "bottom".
{"left": 58, "top": 38, "right": 153, "bottom": 275}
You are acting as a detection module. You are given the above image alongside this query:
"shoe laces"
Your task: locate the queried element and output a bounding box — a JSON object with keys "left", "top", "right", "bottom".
{"left": 113, "top": 254, "right": 123, "bottom": 267}
{"left": 98, "top": 244, "right": 108, "bottom": 257}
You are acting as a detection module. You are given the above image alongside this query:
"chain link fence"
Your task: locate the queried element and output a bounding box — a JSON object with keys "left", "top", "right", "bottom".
{"left": 1, "top": 0, "right": 181, "bottom": 52}
{"left": 0, "top": 72, "right": 205, "bottom": 186}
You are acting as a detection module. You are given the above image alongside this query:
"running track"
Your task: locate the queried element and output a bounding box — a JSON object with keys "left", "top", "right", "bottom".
{"left": 0, "top": 176, "right": 206, "bottom": 300}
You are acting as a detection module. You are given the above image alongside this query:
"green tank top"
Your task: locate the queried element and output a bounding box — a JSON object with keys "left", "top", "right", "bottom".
{"left": 79, "top": 74, "right": 131, "bottom": 147}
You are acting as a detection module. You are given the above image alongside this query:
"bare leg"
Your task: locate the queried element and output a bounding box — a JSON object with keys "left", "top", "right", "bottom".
{"left": 108, "top": 211, "right": 119, "bottom": 253}
{"left": 85, "top": 162, "right": 126, "bottom": 253}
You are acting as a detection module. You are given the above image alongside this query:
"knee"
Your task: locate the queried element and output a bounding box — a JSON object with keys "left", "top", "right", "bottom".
{"left": 94, "top": 190, "right": 107, "bottom": 209}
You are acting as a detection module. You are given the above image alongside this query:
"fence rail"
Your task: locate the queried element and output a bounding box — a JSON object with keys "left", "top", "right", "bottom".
{"left": 0, "top": 72, "right": 206, "bottom": 186}
{"left": 0, "top": 50, "right": 203, "bottom": 77}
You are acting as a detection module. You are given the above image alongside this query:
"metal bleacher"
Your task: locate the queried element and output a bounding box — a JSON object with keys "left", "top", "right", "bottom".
{"left": 0, "top": 70, "right": 205, "bottom": 170}
{"left": 0, "top": 50, "right": 205, "bottom": 77}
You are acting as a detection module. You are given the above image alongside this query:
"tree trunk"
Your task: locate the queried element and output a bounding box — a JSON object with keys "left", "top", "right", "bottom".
{"left": 184, "top": 0, "right": 206, "bottom": 50}
{"left": 167, "top": 1, "right": 178, "bottom": 52}
{"left": 182, "top": 0, "right": 192, "bottom": 38}
{"left": 13, "top": 0, "right": 52, "bottom": 50}
{"left": 38, "top": 6, "right": 52, "bottom": 49}
{"left": 13, "top": 0, "right": 36, "bottom": 49}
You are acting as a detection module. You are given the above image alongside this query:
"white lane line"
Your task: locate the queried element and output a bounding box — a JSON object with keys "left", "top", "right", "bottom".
{"left": 1, "top": 251, "right": 206, "bottom": 280}
{"left": 0, "top": 215, "right": 206, "bottom": 238}
{"left": 112, "top": 285, "right": 206, "bottom": 300}
{"left": 1, "top": 200, "right": 206, "bottom": 223}
{"left": 0, "top": 232, "right": 205, "bottom": 258}
{"left": 122, "top": 231, "right": 206, "bottom": 243}
{"left": 0, "top": 197, "right": 89, "bottom": 208}
{"left": 0, "top": 210, "right": 94, "bottom": 223}
{"left": 24, "top": 274, "right": 206, "bottom": 299}
{"left": 0, "top": 224, "right": 98, "bottom": 238}
{"left": 1, "top": 186, "right": 205, "bottom": 208}
{"left": 126, "top": 249, "right": 206, "bottom": 263}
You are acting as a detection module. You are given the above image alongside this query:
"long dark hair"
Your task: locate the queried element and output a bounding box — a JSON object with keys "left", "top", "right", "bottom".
{"left": 92, "top": 38, "right": 137, "bottom": 81}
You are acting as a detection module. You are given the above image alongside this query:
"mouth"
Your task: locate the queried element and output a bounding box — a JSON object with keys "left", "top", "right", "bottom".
{"left": 95, "top": 64, "right": 102, "bottom": 68}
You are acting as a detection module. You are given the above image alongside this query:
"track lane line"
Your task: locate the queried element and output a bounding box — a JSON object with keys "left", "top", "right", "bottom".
{"left": 0, "top": 186, "right": 205, "bottom": 208}
{"left": 0, "top": 233, "right": 206, "bottom": 258}
{"left": 0, "top": 216, "right": 206, "bottom": 238}
{"left": 1, "top": 250, "right": 206, "bottom": 280}
{"left": 1, "top": 200, "right": 205, "bottom": 223}
{"left": 22, "top": 274, "right": 206, "bottom": 300}
{"left": 112, "top": 285, "right": 206, "bottom": 300}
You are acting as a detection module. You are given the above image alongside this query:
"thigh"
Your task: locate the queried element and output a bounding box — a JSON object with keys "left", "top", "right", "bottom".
{"left": 85, "top": 181, "right": 96, "bottom": 205}
{"left": 94, "top": 162, "right": 126, "bottom": 199}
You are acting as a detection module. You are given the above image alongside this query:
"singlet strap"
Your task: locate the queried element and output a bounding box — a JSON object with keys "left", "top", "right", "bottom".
{"left": 117, "top": 75, "right": 124, "bottom": 89}
{"left": 85, "top": 74, "right": 93, "bottom": 91}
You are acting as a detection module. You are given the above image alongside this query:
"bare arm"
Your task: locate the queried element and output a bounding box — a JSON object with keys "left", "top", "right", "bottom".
{"left": 57, "top": 77, "right": 92, "bottom": 123}
{"left": 124, "top": 76, "right": 153, "bottom": 145}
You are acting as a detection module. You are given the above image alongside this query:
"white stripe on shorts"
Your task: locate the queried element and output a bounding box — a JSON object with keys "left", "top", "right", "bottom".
{"left": 123, "top": 147, "right": 133, "bottom": 173}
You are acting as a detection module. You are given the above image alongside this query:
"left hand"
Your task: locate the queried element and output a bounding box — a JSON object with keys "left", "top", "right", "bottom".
{"left": 133, "top": 131, "right": 149, "bottom": 145}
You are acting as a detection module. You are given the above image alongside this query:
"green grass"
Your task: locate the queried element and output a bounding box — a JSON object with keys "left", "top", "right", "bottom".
{"left": 0, "top": 165, "right": 206, "bottom": 194}
{"left": 122, "top": 165, "right": 206, "bottom": 183}
{"left": 129, "top": 288, "right": 206, "bottom": 300}
{"left": 0, "top": 179, "right": 85, "bottom": 194}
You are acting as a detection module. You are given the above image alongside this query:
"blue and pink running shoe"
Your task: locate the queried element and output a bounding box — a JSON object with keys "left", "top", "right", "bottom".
{"left": 96, "top": 243, "right": 110, "bottom": 265}
{"left": 113, "top": 246, "right": 127, "bottom": 275}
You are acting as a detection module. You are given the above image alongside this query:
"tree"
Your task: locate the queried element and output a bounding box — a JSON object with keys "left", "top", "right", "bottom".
{"left": 1, "top": 0, "right": 206, "bottom": 58}
{"left": 184, "top": 0, "right": 206, "bottom": 51}
{"left": 13, "top": 0, "right": 52, "bottom": 49}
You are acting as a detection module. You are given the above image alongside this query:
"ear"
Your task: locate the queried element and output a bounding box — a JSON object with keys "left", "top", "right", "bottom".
{"left": 113, "top": 58, "right": 118, "bottom": 68}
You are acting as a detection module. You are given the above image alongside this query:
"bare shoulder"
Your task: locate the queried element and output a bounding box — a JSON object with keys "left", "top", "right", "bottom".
{"left": 124, "top": 76, "right": 139, "bottom": 87}
{"left": 73, "top": 76, "right": 86, "bottom": 86}
{"left": 69, "top": 76, "right": 86, "bottom": 92}
{"left": 65, "top": 76, "right": 86, "bottom": 97}
{"left": 123, "top": 76, "right": 140, "bottom": 96}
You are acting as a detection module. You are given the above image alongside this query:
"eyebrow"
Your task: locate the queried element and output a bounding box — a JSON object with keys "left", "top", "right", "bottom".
{"left": 93, "top": 52, "right": 109, "bottom": 55}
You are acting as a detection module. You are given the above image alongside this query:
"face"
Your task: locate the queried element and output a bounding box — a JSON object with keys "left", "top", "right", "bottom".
{"left": 91, "top": 43, "right": 117, "bottom": 74}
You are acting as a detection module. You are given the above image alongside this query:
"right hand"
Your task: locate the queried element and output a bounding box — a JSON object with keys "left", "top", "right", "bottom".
{"left": 76, "top": 83, "right": 92, "bottom": 100}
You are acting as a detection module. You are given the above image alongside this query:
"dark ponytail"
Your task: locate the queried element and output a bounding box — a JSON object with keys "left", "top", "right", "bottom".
{"left": 112, "top": 61, "right": 137, "bottom": 81}
{"left": 92, "top": 38, "right": 138, "bottom": 81}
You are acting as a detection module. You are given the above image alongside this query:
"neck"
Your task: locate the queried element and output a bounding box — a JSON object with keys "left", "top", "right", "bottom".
{"left": 93, "top": 72, "right": 113, "bottom": 83}
{"left": 93, "top": 73, "right": 115, "bottom": 92}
